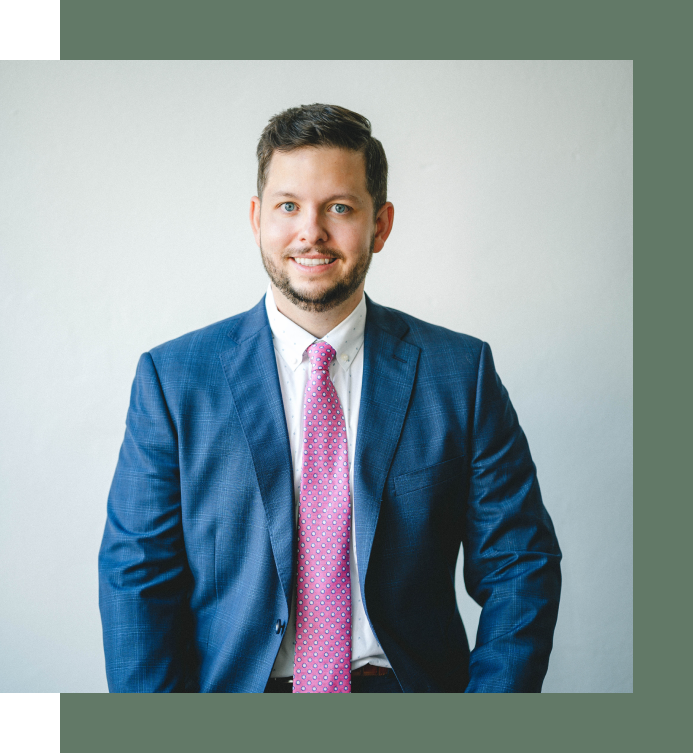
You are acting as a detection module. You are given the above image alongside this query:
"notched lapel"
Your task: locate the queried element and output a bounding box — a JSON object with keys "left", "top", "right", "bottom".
{"left": 354, "top": 304, "right": 420, "bottom": 598}
{"left": 219, "top": 314, "right": 295, "bottom": 607}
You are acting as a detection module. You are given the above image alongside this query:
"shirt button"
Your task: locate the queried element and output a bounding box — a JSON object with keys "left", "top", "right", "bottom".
{"left": 341, "top": 354, "right": 349, "bottom": 362}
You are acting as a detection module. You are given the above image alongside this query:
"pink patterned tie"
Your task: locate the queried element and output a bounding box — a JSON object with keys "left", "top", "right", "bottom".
{"left": 293, "top": 342, "right": 352, "bottom": 693}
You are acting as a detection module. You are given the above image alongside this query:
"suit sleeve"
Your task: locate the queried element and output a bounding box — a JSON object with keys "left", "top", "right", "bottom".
{"left": 98, "top": 352, "right": 191, "bottom": 692}
{"left": 463, "top": 342, "right": 561, "bottom": 692}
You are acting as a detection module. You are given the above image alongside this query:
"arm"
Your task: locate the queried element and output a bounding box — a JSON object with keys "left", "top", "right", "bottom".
{"left": 463, "top": 342, "right": 561, "bottom": 692}
{"left": 98, "top": 352, "right": 192, "bottom": 692}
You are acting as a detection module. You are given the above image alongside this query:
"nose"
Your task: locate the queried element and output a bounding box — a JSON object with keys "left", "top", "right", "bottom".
{"left": 298, "top": 208, "right": 328, "bottom": 246}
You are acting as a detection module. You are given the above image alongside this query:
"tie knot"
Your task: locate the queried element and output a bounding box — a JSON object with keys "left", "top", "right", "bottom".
{"left": 307, "top": 341, "right": 336, "bottom": 371}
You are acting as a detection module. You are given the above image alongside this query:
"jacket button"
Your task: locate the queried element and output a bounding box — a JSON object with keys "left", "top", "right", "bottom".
{"left": 275, "top": 619, "right": 282, "bottom": 634}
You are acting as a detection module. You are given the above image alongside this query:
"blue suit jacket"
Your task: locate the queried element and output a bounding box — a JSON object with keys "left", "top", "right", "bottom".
{"left": 99, "top": 296, "right": 561, "bottom": 693}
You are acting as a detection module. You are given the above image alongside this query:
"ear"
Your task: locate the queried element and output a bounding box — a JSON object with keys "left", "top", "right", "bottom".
{"left": 249, "top": 196, "right": 262, "bottom": 247}
{"left": 372, "top": 202, "right": 395, "bottom": 254}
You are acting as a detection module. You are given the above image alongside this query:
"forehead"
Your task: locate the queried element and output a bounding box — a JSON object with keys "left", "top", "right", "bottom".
{"left": 264, "top": 146, "right": 367, "bottom": 196}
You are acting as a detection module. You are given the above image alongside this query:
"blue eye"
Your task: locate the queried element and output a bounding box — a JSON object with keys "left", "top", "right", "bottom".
{"left": 282, "top": 202, "right": 296, "bottom": 212}
{"left": 333, "top": 204, "right": 348, "bottom": 214}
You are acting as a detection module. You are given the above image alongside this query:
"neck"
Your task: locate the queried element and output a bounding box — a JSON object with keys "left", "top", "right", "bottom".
{"left": 271, "top": 284, "right": 364, "bottom": 338}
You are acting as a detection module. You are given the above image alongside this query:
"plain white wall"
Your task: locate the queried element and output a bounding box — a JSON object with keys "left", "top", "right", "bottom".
{"left": 0, "top": 60, "right": 632, "bottom": 692}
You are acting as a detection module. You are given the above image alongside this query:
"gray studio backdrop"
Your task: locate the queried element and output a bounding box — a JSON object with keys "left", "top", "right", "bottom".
{"left": 0, "top": 60, "right": 632, "bottom": 692}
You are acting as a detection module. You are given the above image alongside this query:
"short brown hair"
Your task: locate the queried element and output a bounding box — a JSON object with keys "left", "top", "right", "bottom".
{"left": 256, "top": 104, "right": 388, "bottom": 218}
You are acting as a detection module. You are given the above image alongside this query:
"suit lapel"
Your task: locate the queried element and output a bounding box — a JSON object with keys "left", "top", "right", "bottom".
{"left": 217, "top": 296, "right": 419, "bottom": 610}
{"left": 354, "top": 299, "right": 420, "bottom": 597}
{"left": 219, "top": 300, "right": 295, "bottom": 607}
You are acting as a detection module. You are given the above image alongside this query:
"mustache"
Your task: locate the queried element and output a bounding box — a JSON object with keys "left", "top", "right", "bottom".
{"left": 283, "top": 247, "right": 344, "bottom": 260}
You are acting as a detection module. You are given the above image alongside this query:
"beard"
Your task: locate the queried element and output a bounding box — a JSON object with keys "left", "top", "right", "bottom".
{"left": 260, "top": 236, "right": 375, "bottom": 313}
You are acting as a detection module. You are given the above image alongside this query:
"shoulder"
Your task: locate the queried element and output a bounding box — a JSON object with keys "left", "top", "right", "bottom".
{"left": 367, "top": 298, "right": 485, "bottom": 366}
{"left": 146, "top": 299, "right": 266, "bottom": 369}
{"left": 149, "top": 316, "right": 236, "bottom": 358}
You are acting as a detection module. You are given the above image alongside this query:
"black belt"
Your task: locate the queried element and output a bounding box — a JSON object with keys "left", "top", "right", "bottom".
{"left": 265, "top": 664, "right": 391, "bottom": 690}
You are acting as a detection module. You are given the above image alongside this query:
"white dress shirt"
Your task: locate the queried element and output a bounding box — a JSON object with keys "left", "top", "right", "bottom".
{"left": 265, "top": 285, "right": 391, "bottom": 677}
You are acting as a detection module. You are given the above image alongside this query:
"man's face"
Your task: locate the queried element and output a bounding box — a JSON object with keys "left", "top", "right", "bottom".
{"left": 250, "top": 146, "right": 392, "bottom": 313}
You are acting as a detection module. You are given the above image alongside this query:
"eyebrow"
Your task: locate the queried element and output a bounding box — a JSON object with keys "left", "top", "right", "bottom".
{"left": 271, "top": 191, "right": 364, "bottom": 205}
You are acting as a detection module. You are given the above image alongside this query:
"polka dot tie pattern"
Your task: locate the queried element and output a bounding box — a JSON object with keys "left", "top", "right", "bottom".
{"left": 293, "top": 342, "right": 352, "bottom": 693}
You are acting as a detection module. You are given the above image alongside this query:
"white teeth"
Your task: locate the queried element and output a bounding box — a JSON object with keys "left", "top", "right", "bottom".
{"left": 294, "top": 258, "right": 334, "bottom": 266}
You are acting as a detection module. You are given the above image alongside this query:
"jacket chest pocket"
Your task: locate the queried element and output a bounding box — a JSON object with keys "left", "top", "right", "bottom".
{"left": 383, "top": 456, "right": 466, "bottom": 551}
{"left": 391, "top": 455, "right": 465, "bottom": 497}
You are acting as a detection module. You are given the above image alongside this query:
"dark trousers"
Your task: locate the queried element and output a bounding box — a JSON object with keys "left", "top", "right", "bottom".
{"left": 265, "top": 670, "right": 403, "bottom": 693}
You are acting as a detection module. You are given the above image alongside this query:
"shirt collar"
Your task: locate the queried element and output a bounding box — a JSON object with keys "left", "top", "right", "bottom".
{"left": 264, "top": 284, "right": 367, "bottom": 373}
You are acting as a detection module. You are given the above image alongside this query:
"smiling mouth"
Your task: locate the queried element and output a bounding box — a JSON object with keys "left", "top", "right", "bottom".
{"left": 292, "top": 257, "right": 337, "bottom": 267}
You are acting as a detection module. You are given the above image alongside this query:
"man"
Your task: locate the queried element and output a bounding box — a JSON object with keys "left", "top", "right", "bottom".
{"left": 99, "top": 104, "right": 561, "bottom": 693}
